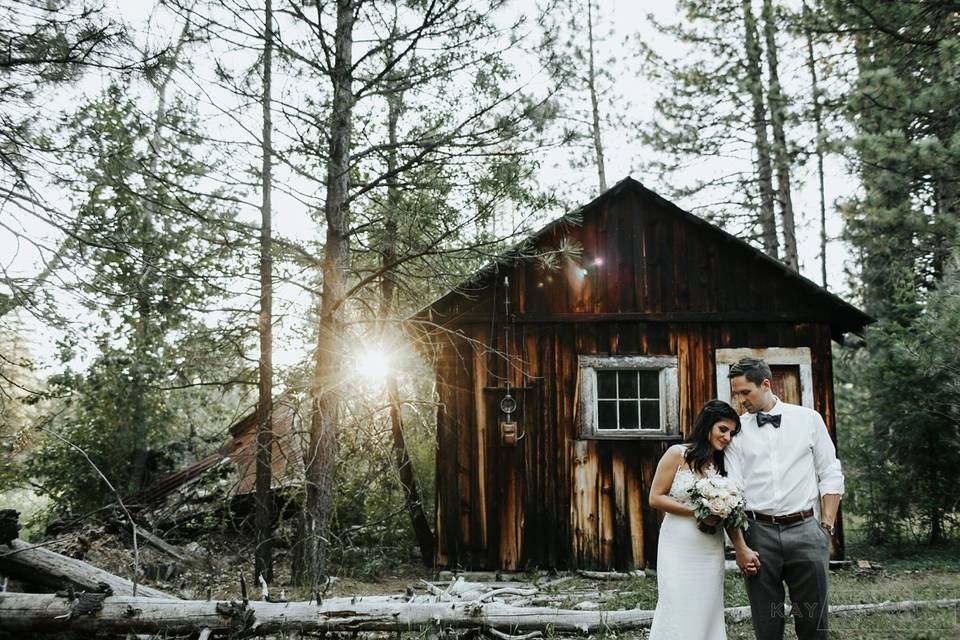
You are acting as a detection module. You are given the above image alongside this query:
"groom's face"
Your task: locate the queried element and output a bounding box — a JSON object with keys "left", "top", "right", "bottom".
{"left": 729, "top": 375, "right": 772, "bottom": 414}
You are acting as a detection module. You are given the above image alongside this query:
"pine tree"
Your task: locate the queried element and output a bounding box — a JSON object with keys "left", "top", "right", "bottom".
{"left": 254, "top": 0, "right": 275, "bottom": 585}
{"left": 642, "top": 0, "right": 782, "bottom": 257}
{"left": 279, "top": 0, "right": 552, "bottom": 584}
{"left": 823, "top": 0, "right": 960, "bottom": 543}
{"left": 760, "top": 0, "right": 798, "bottom": 269}
{"left": 35, "top": 81, "right": 248, "bottom": 511}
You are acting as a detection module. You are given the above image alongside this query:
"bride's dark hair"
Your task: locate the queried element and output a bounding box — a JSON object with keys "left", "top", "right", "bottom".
{"left": 684, "top": 399, "right": 741, "bottom": 476}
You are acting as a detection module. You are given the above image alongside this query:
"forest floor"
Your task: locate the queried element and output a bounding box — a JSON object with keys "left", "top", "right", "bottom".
{"left": 26, "top": 524, "right": 960, "bottom": 640}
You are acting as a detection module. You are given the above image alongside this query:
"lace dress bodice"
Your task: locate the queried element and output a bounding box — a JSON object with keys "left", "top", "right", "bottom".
{"left": 668, "top": 448, "right": 719, "bottom": 507}
{"left": 668, "top": 468, "right": 700, "bottom": 507}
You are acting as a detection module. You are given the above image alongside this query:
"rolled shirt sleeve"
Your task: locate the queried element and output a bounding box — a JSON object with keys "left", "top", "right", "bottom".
{"left": 812, "top": 412, "right": 844, "bottom": 496}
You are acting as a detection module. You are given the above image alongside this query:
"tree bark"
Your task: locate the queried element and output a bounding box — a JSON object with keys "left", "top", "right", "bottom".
{"left": 802, "top": 1, "right": 828, "bottom": 288}
{"left": 0, "top": 539, "right": 174, "bottom": 599}
{"left": 741, "top": 0, "right": 779, "bottom": 259}
{"left": 586, "top": 0, "right": 607, "bottom": 193}
{"left": 254, "top": 0, "right": 275, "bottom": 584}
{"left": 0, "top": 593, "right": 656, "bottom": 635}
{"left": 381, "top": 84, "right": 436, "bottom": 565}
{"left": 761, "top": 0, "right": 798, "bottom": 270}
{"left": 301, "top": 0, "right": 355, "bottom": 589}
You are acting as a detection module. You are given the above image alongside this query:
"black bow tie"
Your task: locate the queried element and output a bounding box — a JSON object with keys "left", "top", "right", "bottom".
{"left": 757, "top": 412, "right": 781, "bottom": 428}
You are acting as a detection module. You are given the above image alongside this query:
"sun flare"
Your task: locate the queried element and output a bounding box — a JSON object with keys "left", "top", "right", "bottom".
{"left": 354, "top": 346, "right": 392, "bottom": 382}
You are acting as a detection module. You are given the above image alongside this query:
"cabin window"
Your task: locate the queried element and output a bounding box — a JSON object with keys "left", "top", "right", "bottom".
{"left": 579, "top": 355, "right": 680, "bottom": 439}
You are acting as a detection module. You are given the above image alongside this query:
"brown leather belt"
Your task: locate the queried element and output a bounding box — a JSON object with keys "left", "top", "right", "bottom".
{"left": 747, "top": 508, "right": 814, "bottom": 525}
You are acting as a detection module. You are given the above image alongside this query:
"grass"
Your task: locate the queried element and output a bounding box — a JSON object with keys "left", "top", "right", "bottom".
{"left": 722, "top": 607, "right": 959, "bottom": 640}
{"left": 599, "top": 529, "right": 960, "bottom": 638}
{"left": 603, "top": 527, "right": 960, "bottom": 608}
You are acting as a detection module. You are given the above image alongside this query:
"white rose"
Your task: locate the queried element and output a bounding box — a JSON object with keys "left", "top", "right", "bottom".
{"left": 708, "top": 498, "right": 726, "bottom": 515}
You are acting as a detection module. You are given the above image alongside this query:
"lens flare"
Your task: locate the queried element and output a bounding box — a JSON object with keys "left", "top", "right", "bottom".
{"left": 355, "top": 346, "right": 392, "bottom": 382}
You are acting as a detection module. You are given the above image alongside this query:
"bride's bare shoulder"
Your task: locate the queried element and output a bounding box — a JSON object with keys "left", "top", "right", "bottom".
{"left": 661, "top": 443, "right": 687, "bottom": 463}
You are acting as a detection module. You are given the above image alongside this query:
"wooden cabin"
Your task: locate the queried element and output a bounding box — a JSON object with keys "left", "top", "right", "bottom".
{"left": 414, "top": 177, "right": 871, "bottom": 572}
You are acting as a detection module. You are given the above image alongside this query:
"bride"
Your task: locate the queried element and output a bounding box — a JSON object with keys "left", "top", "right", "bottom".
{"left": 647, "top": 399, "right": 746, "bottom": 640}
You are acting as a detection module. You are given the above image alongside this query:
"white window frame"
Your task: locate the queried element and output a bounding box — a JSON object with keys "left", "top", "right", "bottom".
{"left": 715, "top": 347, "right": 814, "bottom": 409}
{"left": 579, "top": 355, "right": 680, "bottom": 439}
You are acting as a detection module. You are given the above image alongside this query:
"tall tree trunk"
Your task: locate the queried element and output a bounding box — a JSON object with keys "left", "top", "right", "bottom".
{"left": 128, "top": 297, "right": 151, "bottom": 494}
{"left": 301, "top": 0, "right": 355, "bottom": 588}
{"left": 802, "top": 1, "right": 828, "bottom": 288}
{"left": 742, "top": 0, "right": 779, "bottom": 259}
{"left": 761, "top": 0, "right": 798, "bottom": 270}
{"left": 380, "top": 86, "right": 436, "bottom": 565}
{"left": 127, "top": 20, "right": 193, "bottom": 494}
{"left": 586, "top": 0, "right": 607, "bottom": 193}
{"left": 254, "top": 0, "right": 275, "bottom": 584}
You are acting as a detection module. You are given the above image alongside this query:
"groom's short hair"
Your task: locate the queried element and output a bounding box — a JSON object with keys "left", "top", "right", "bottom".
{"left": 728, "top": 357, "right": 772, "bottom": 386}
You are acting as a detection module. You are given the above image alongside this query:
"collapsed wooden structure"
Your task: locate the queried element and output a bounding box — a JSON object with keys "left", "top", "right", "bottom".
{"left": 415, "top": 177, "right": 872, "bottom": 571}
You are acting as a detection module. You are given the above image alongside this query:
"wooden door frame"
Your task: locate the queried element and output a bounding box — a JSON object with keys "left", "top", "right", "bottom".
{"left": 714, "top": 347, "right": 814, "bottom": 409}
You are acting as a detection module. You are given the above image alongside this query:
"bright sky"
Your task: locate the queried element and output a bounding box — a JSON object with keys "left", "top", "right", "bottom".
{"left": 2, "top": 0, "right": 857, "bottom": 372}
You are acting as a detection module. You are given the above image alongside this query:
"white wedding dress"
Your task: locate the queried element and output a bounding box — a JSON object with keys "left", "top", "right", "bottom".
{"left": 648, "top": 453, "right": 726, "bottom": 640}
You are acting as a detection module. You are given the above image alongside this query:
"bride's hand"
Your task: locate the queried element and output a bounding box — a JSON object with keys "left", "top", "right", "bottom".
{"left": 736, "top": 546, "right": 761, "bottom": 576}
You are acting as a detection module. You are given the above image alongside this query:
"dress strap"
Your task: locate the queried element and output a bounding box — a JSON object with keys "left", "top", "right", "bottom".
{"left": 673, "top": 444, "right": 688, "bottom": 472}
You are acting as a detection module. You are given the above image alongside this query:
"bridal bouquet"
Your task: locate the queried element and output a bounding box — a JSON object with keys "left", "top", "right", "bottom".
{"left": 689, "top": 476, "right": 748, "bottom": 534}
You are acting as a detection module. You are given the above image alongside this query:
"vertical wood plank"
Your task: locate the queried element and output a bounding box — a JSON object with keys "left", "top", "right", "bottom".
{"left": 570, "top": 439, "right": 599, "bottom": 567}
{"left": 471, "top": 328, "right": 489, "bottom": 550}
{"left": 626, "top": 457, "right": 645, "bottom": 569}
{"left": 611, "top": 450, "right": 631, "bottom": 569}
{"left": 598, "top": 444, "right": 615, "bottom": 568}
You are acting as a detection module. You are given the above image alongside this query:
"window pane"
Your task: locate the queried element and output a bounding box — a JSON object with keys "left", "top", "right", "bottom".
{"left": 639, "top": 370, "right": 660, "bottom": 398}
{"left": 597, "top": 371, "right": 617, "bottom": 399}
{"left": 640, "top": 400, "right": 661, "bottom": 429}
{"left": 618, "top": 371, "right": 638, "bottom": 398}
{"left": 597, "top": 400, "right": 618, "bottom": 429}
{"left": 619, "top": 401, "right": 639, "bottom": 428}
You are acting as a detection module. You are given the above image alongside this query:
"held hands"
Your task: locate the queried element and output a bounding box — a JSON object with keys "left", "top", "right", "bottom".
{"left": 735, "top": 545, "right": 761, "bottom": 577}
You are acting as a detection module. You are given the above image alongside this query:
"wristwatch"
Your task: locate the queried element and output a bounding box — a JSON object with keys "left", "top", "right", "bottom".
{"left": 820, "top": 521, "right": 836, "bottom": 536}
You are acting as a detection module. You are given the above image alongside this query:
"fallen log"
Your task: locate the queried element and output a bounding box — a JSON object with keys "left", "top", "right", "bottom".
{"left": 3, "top": 593, "right": 959, "bottom": 636}
{"left": 0, "top": 539, "right": 173, "bottom": 599}
{"left": 0, "top": 593, "right": 652, "bottom": 635}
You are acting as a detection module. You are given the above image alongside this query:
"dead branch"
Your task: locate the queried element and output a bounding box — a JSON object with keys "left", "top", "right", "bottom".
{"left": 0, "top": 539, "right": 173, "bottom": 599}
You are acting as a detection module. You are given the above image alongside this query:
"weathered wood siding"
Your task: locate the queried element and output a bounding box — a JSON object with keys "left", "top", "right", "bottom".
{"left": 431, "top": 183, "right": 846, "bottom": 570}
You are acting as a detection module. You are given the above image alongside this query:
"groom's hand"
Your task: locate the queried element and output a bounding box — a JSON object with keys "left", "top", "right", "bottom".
{"left": 736, "top": 546, "right": 761, "bottom": 577}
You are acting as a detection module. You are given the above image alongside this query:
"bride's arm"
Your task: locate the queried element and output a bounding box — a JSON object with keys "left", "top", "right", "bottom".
{"left": 648, "top": 446, "right": 695, "bottom": 517}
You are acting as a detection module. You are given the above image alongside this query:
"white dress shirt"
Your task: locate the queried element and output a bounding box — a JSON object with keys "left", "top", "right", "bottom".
{"left": 724, "top": 397, "right": 844, "bottom": 516}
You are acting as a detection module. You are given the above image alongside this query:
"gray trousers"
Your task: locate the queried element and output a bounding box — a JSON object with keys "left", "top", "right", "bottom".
{"left": 742, "top": 516, "right": 830, "bottom": 640}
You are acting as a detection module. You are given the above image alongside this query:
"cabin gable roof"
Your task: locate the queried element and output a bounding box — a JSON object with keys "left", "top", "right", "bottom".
{"left": 414, "top": 177, "right": 872, "bottom": 336}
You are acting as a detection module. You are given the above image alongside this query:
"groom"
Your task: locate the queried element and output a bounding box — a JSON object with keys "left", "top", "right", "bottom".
{"left": 724, "top": 357, "right": 844, "bottom": 640}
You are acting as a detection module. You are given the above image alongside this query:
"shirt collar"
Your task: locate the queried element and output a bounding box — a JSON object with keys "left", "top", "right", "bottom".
{"left": 745, "top": 395, "right": 782, "bottom": 420}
